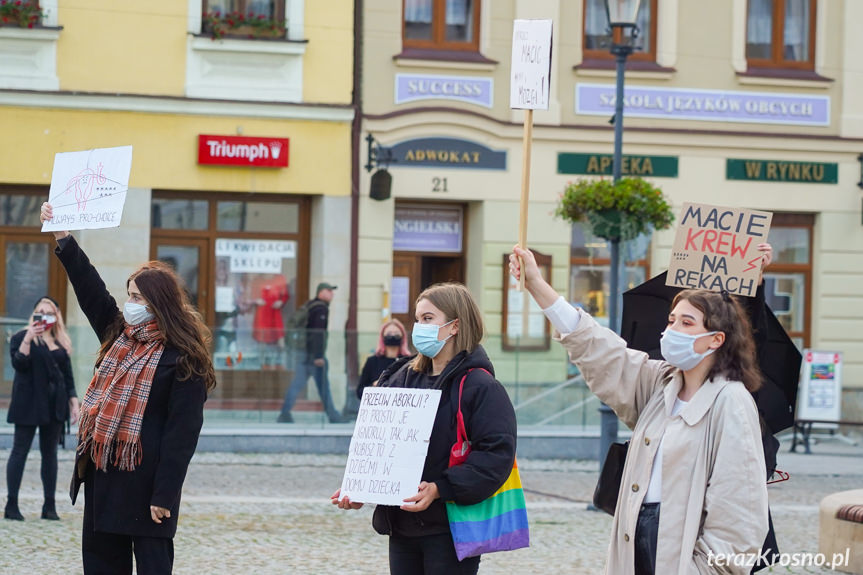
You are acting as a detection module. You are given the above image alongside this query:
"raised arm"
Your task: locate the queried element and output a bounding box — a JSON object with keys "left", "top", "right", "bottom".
{"left": 40, "top": 203, "right": 122, "bottom": 343}
{"left": 510, "top": 245, "right": 671, "bottom": 428}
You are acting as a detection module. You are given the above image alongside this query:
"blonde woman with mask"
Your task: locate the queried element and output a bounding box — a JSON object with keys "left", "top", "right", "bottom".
{"left": 333, "top": 283, "right": 517, "bottom": 575}
{"left": 5, "top": 296, "right": 79, "bottom": 521}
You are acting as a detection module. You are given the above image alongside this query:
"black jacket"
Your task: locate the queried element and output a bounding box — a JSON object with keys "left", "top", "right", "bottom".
{"left": 305, "top": 297, "right": 329, "bottom": 359}
{"left": 57, "top": 236, "right": 206, "bottom": 539}
{"left": 371, "top": 345, "right": 517, "bottom": 537}
{"left": 356, "top": 354, "right": 403, "bottom": 399}
{"left": 7, "top": 331, "right": 76, "bottom": 425}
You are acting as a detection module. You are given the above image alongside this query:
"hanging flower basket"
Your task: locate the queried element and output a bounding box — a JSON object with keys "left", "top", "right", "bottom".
{"left": 0, "top": 0, "right": 42, "bottom": 28}
{"left": 555, "top": 177, "right": 674, "bottom": 241}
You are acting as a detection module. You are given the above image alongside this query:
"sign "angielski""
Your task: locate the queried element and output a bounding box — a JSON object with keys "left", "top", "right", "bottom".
{"left": 198, "top": 135, "right": 289, "bottom": 167}
{"left": 576, "top": 84, "right": 830, "bottom": 127}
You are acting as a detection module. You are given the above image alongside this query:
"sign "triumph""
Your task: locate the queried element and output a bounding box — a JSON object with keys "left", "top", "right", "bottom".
{"left": 198, "top": 135, "right": 289, "bottom": 168}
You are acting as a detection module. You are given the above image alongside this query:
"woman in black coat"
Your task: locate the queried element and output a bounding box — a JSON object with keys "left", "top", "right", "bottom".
{"left": 5, "top": 297, "right": 79, "bottom": 521}
{"left": 41, "top": 203, "right": 216, "bottom": 575}
{"left": 334, "top": 282, "right": 517, "bottom": 575}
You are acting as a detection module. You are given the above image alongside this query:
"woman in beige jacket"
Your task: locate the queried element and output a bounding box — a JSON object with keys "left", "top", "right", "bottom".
{"left": 510, "top": 246, "right": 768, "bottom": 575}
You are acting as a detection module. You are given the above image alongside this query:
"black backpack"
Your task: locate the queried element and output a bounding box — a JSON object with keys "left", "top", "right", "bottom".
{"left": 285, "top": 299, "right": 326, "bottom": 350}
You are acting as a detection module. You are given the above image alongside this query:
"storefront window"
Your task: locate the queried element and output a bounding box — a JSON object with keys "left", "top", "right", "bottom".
{"left": 152, "top": 198, "right": 209, "bottom": 230}
{"left": 213, "top": 238, "right": 299, "bottom": 370}
{"left": 217, "top": 200, "right": 300, "bottom": 233}
{"left": 151, "top": 192, "right": 309, "bottom": 414}
{"left": 765, "top": 214, "right": 813, "bottom": 349}
{"left": 0, "top": 189, "right": 68, "bottom": 402}
{"left": 768, "top": 227, "right": 810, "bottom": 264}
{"left": 0, "top": 194, "right": 43, "bottom": 227}
{"left": 569, "top": 223, "right": 650, "bottom": 327}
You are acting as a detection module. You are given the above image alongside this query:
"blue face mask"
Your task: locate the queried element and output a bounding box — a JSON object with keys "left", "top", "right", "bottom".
{"left": 412, "top": 320, "right": 455, "bottom": 358}
{"left": 660, "top": 329, "right": 718, "bottom": 371}
{"left": 123, "top": 302, "right": 154, "bottom": 326}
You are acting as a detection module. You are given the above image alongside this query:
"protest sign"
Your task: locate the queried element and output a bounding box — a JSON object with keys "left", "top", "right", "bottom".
{"left": 510, "top": 18, "right": 553, "bottom": 289}
{"left": 41, "top": 146, "right": 133, "bottom": 231}
{"left": 510, "top": 19, "right": 553, "bottom": 110}
{"left": 666, "top": 202, "right": 772, "bottom": 297}
{"left": 340, "top": 387, "right": 441, "bottom": 506}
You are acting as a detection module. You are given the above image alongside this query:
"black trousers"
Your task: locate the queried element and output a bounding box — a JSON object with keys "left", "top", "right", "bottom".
{"left": 5, "top": 422, "right": 62, "bottom": 501}
{"left": 82, "top": 472, "right": 174, "bottom": 575}
{"left": 389, "top": 532, "right": 480, "bottom": 575}
{"left": 634, "top": 502, "right": 660, "bottom": 575}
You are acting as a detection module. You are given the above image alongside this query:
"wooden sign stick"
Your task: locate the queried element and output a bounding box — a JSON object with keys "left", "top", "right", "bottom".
{"left": 518, "top": 109, "right": 534, "bottom": 291}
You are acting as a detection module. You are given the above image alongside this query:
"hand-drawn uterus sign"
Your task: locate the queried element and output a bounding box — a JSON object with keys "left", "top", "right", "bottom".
{"left": 41, "top": 145, "right": 133, "bottom": 232}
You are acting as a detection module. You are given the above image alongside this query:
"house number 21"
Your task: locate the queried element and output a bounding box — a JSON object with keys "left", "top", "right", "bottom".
{"left": 432, "top": 177, "right": 449, "bottom": 192}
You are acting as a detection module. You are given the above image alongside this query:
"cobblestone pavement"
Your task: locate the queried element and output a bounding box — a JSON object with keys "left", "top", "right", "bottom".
{"left": 0, "top": 437, "right": 860, "bottom": 575}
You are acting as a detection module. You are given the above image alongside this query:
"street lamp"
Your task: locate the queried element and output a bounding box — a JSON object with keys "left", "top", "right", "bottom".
{"left": 597, "top": 0, "right": 643, "bottom": 472}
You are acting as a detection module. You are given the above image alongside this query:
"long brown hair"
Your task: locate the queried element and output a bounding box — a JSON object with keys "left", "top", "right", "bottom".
{"left": 410, "top": 282, "right": 484, "bottom": 373}
{"left": 31, "top": 296, "right": 73, "bottom": 353}
{"left": 671, "top": 289, "right": 762, "bottom": 392}
{"left": 97, "top": 261, "right": 217, "bottom": 391}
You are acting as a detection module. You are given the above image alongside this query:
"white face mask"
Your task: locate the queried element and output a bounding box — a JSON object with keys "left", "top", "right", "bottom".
{"left": 660, "top": 329, "right": 718, "bottom": 371}
{"left": 123, "top": 302, "right": 154, "bottom": 325}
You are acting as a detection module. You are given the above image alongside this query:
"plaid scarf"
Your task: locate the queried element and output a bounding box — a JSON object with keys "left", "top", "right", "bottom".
{"left": 77, "top": 320, "right": 164, "bottom": 472}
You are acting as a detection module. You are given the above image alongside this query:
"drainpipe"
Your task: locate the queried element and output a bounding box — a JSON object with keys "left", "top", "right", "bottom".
{"left": 344, "top": 0, "right": 363, "bottom": 414}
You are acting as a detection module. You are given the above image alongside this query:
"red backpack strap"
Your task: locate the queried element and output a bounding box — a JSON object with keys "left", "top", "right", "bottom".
{"left": 455, "top": 367, "right": 492, "bottom": 439}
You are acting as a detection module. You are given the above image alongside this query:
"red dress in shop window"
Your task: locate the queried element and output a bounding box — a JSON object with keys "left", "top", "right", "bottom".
{"left": 251, "top": 274, "right": 289, "bottom": 344}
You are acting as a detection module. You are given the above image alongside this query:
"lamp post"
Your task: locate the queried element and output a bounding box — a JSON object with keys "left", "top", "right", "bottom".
{"left": 598, "top": 0, "right": 643, "bottom": 469}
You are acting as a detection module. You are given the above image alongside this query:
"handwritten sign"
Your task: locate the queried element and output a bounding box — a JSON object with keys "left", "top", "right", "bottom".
{"left": 666, "top": 202, "right": 772, "bottom": 297}
{"left": 215, "top": 239, "right": 296, "bottom": 274}
{"left": 510, "top": 19, "right": 553, "bottom": 110}
{"left": 340, "top": 387, "right": 441, "bottom": 505}
{"left": 41, "top": 146, "right": 133, "bottom": 232}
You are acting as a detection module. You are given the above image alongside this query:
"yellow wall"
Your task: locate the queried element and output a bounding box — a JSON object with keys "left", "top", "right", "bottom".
{"left": 56, "top": 0, "right": 187, "bottom": 95}
{"left": 0, "top": 107, "right": 351, "bottom": 195}
{"left": 303, "top": 1, "right": 354, "bottom": 104}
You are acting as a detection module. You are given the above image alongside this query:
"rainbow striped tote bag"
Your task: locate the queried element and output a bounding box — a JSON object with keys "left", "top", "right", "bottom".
{"left": 445, "top": 370, "right": 530, "bottom": 560}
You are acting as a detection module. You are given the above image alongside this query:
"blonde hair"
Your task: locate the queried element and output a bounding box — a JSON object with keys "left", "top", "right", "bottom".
{"left": 410, "top": 282, "right": 484, "bottom": 373}
{"left": 31, "top": 297, "right": 73, "bottom": 354}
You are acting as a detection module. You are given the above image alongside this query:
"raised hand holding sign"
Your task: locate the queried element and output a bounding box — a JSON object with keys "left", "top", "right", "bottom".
{"left": 41, "top": 146, "right": 133, "bottom": 232}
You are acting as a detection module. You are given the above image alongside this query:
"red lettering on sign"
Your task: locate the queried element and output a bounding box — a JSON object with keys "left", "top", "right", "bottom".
{"left": 685, "top": 228, "right": 704, "bottom": 251}
{"left": 684, "top": 227, "right": 754, "bottom": 259}
{"left": 702, "top": 230, "right": 718, "bottom": 253}
{"left": 715, "top": 231, "right": 731, "bottom": 255}
{"left": 730, "top": 235, "right": 752, "bottom": 259}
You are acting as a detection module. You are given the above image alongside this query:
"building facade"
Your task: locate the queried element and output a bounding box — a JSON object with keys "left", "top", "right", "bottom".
{"left": 358, "top": 0, "right": 863, "bottom": 420}
{"left": 0, "top": 0, "right": 356, "bottom": 417}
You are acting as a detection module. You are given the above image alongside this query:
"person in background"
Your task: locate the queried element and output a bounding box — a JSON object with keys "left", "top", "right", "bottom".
{"left": 278, "top": 283, "right": 345, "bottom": 423}
{"left": 333, "top": 282, "right": 517, "bottom": 575}
{"left": 356, "top": 319, "right": 411, "bottom": 400}
{"left": 40, "top": 202, "right": 216, "bottom": 575}
{"left": 5, "top": 297, "right": 79, "bottom": 521}
{"left": 510, "top": 245, "right": 768, "bottom": 575}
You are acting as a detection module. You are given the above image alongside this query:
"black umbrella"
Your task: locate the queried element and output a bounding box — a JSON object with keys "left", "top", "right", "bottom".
{"left": 621, "top": 271, "right": 800, "bottom": 434}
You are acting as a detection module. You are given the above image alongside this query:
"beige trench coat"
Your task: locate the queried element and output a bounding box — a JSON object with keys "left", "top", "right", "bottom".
{"left": 558, "top": 310, "right": 768, "bottom": 574}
